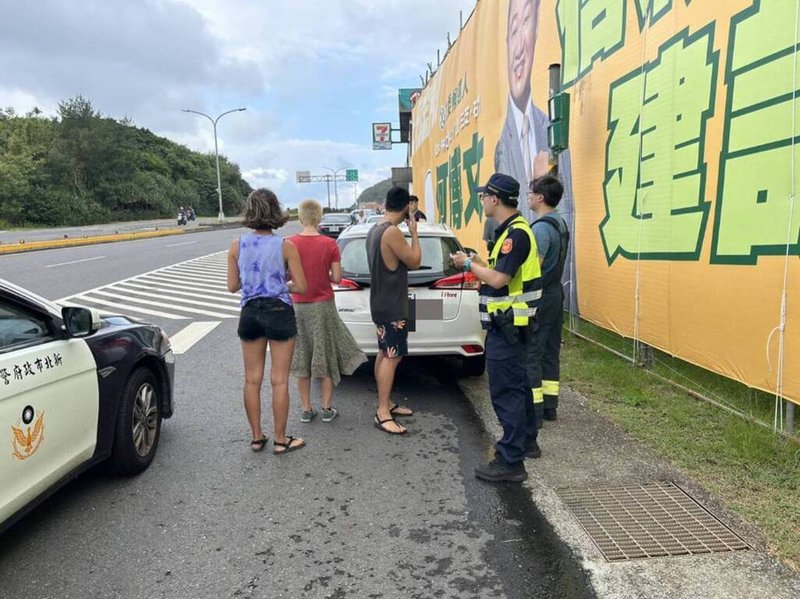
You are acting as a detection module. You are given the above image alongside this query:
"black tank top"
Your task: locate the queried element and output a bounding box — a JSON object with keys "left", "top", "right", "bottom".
{"left": 366, "top": 222, "right": 408, "bottom": 322}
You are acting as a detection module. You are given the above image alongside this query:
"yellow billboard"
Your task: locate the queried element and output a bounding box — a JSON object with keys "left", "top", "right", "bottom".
{"left": 410, "top": 0, "right": 800, "bottom": 405}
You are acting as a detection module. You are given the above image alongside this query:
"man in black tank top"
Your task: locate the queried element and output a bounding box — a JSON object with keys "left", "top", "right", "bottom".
{"left": 366, "top": 187, "right": 422, "bottom": 435}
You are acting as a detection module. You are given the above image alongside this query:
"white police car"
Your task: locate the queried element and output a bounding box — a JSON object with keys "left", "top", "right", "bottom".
{"left": 0, "top": 278, "right": 175, "bottom": 533}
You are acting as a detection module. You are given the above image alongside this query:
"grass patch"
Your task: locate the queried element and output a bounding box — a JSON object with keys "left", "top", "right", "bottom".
{"left": 561, "top": 329, "right": 800, "bottom": 570}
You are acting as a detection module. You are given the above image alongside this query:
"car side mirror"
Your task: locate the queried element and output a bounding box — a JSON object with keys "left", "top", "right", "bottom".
{"left": 62, "top": 306, "right": 102, "bottom": 337}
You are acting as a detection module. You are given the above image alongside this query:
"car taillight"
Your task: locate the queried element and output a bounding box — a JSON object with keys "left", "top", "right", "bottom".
{"left": 431, "top": 272, "right": 480, "bottom": 290}
{"left": 334, "top": 278, "right": 361, "bottom": 291}
{"left": 461, "top": 344, "right": 484, "bottom": 355}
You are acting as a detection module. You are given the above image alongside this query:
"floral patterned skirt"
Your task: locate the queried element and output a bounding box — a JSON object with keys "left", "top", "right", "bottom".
{"left": 290, "top": 299, "right": 367, "bottom": 385}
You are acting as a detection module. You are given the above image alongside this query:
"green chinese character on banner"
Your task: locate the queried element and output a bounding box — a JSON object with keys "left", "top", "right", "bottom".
{"left": 712, "top": 0, "right": 800, "bottom": 264}
{"left": 600, "top": 26, "right": 718, "bottom": 264}
{"left": 557, "top": 0, "right": 626, "bottom": 87}
{"left": 634, "top": 0, "right": 673, "bottom": 30}
{"left": 436, "top": 161, "right": 449, "bottom": 225}
{"left": 462, "top": 133, "right": 485, "bottom": 225}
{"left": 449, "top": 148, "right": 463, "bottom": 229}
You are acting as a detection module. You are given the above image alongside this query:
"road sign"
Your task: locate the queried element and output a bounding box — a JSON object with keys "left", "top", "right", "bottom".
{"left": 345, "top": 169, "right": 359, "bottom": 182}
{"left": 372, "top": 122, "right": 392, "bottom": 150}
{"left": 295, "top": 170, "right": 311, "bottom": 183}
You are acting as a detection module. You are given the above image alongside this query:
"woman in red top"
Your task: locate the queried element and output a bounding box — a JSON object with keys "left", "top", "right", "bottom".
{"left": 289, "top": 200, "right": 366, "bottom": 422}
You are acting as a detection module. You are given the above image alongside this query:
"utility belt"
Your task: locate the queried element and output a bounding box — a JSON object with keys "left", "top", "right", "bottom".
{"left": 489, "top": 307, "right": 530, "bottom": 346}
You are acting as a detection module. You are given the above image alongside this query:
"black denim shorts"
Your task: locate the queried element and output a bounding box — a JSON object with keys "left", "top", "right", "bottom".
{"left": 238, "top": 297, "right": 297, "bottom": 341}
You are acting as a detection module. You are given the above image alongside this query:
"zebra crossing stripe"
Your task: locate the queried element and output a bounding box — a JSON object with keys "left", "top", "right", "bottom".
{"left": 118, "top": 281, "right": 241, "bottom": 304}
{"left": 107, "top": 284, "right": 241, "bottom": 312}
{"left": 65, "top": 295, "right": 188, "bottom": 320}
{"left": 170, "top": 321, "right": 221, "bottom": 354}
{"left": 133, "top": 276, "right": 239, "bottom": 298}
{"left": 87, "top": 289, "right": 236, "bottom": 319}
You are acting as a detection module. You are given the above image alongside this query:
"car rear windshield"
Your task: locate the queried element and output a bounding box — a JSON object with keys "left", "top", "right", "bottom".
{"left": 338, "top": 235, "right": 462, "bottom": 286}
{"left": 321, "top": 214, "right": 352, "bottom": 224}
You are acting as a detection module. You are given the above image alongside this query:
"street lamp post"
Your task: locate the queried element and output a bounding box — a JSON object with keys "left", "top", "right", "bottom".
{"left": 182, "top": 107, "right": 246, "bottom": 222}
{"left": 322, "top": 167, "right": 344, "bottom": 210}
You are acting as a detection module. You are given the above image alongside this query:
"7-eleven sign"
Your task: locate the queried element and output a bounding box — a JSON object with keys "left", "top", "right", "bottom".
{"left": 372, "top": 122, "right": 392, "bottom": 150}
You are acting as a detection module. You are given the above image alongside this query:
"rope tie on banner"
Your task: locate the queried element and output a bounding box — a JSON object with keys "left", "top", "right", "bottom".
{"left": 769, "top": 0, "right": 800, "bottom": 431}
{"left": 632, "top": 13, "right": 651, "bottom": 364}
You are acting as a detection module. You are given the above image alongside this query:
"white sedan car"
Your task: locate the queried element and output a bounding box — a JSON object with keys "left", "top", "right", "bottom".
{"left": 334, "top": 222, "right": 486, "bottom": 376}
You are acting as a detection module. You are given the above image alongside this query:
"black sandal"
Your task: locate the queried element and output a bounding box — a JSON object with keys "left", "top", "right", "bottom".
{"left": 389, "top": 405, "right": 413, "bottom": 418}
{"left": 374, "top": 414, "right": 407, "bottom": 435}
{"left": 250, "top": 435, "right": 268, "bottom": 452}
{"left": 273, "top": 435, "right": 305, "bottom": 455}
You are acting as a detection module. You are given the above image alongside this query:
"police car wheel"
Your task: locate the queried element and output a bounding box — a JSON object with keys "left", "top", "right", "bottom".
{"left": 109, "top": 367, "right": 162, "bottom": 476}
{"left": 462, "top": 354, "right": 486, "bottom": 377}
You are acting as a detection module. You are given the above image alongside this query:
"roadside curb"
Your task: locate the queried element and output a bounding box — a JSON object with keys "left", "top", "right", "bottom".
{"left": 456, "top": 376, "right": 800, "bottom": 599}
{"left": 0, "top": 222, "right": 243, "bottom": 256}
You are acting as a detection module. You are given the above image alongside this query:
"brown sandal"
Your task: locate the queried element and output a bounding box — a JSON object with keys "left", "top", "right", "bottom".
{"left": 273, "top": 436, "right": 305, "bottom": 455}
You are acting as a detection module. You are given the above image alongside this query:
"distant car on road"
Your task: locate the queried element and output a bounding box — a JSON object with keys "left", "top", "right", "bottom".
{"left": 364, "top": 214, "right": 383, "bottom": 225}
{"left": 0, "top": 279, "right": 175, "bottom": 534}
{"left": 333, "top": 223, "right": 485, "bottom": 376}
{"left": 318, "top": 213, "right": 354, "bottom": 238}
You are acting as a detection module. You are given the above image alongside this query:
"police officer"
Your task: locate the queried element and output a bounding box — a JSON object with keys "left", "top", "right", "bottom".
{"left": 526, "top": 175, "right": 569, "bottom": 424}
{"left": 452, "top": 173, "right": 543, "bottom": 483}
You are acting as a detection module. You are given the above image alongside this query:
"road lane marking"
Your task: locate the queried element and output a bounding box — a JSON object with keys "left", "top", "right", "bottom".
{"left": 169, "top": 321, "right": 221, "bottom": 354}
{"left": 46, "top": 256, "right": 106, "bottom": 268}
{"left": 165, "top": 241, "right": 198, "bottom": 248}
{"left": 63, "top": 295, "right": 188, "bottom": 320}
{"left": 159, "top": 267, "right": 227, "bottom": 283}
{"left": 88, "top": 289, "right": 236, "bottom": 318}
{"left": 141, "top": 273, "right": 232, "bottom": 291}
{"left": 130, "top": 277, "right": 240, "bottom": 299}
{"left": 119, "top": 281, "right": 241, "bottom": 304}
{"left": 108, "top": 284, "right": 241, "bottom": 312}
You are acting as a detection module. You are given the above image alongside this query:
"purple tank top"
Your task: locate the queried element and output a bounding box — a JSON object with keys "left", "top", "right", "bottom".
{"left": 237, "top": 232, "right": 291, "bottom": 307}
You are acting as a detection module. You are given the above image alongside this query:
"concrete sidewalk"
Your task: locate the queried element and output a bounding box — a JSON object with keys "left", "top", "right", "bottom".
{"left": 458, "top": 376, "right": 800, "bottom": 599}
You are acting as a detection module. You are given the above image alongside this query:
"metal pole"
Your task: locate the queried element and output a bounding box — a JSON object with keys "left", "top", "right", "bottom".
{"left": 325, "top": 176, "right": 331, "bottom": 211}
{"left": 182, "top": 107, "right": 246, "bottom": 223}
{"left": 212, "top": 121, "right": 223, "bottom": 222}
{"left": 333, "top": 176, "right": 339, "bottom": 210}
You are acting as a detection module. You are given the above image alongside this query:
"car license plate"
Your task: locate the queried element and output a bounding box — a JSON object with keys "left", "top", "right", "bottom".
{"left": 330, "top": 226, "right": 340, "bottom": 232}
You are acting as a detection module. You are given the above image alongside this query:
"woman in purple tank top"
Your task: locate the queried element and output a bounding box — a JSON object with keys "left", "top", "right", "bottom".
{"left": 227, "top": 189, "right": 308, "bottom": 455}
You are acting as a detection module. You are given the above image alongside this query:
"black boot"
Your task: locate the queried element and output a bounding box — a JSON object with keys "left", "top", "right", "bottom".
{"left": 525, "top": 440, "right": 542, "bottom": 459}
{"left": 475, "top": 459, "right": 527, "bottom": 483}
{"left": 543, "top": 408, "right": 557, "bottom": 421}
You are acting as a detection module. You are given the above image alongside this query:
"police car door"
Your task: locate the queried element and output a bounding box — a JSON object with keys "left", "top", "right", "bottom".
{"left": 0, "top": 293, "right": 99, "bottom": 527}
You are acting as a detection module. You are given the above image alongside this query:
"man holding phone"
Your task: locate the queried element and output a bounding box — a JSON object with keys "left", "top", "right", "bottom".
{"left": 366, "top": 187, "right": 422, "bottom": 435}
{"left": 452, "top": 173, "right": 542, "bottom": 482}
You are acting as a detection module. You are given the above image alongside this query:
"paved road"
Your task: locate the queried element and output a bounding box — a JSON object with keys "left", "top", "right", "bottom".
{"left": 0, "top": 229, "right": 594, "bottom": 598}
{"left": 0, "top": 217, "right": 235, "bottom": 245}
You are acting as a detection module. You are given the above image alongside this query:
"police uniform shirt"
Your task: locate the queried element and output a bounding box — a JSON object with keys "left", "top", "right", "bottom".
{"left": 480, "top": 213, "right": 532, "bottom": 299}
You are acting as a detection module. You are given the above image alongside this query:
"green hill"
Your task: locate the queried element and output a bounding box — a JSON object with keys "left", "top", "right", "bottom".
{"left": 0, "top": 96, "right": 252, "bottom": 226}
{"left": 352, "top": 177, "right": 393, "bottom": 209}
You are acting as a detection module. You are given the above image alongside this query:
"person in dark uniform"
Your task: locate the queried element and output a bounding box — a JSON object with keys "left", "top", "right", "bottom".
{"left": 452, "top": 173, "right": 542, "bottom": 482}
{"left": 409, "top": 195, "right": 427, "bottom": 221}
{"left": 526, "top": 175, "right": 569, "bottom": 423}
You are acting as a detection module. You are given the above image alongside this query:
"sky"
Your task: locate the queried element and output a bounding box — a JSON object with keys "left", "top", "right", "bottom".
{"left": 0, "top": 0, "right": 476, "bottom": 208}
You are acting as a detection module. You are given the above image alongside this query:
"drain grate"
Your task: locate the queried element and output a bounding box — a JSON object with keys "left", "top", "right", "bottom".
{"left": 556, "top": 481, "right": 751, "bottom": 562}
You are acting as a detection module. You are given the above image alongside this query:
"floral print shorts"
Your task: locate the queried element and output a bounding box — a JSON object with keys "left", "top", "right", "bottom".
{"left": 375, "top": 320, "right": 408, "bottom": 358}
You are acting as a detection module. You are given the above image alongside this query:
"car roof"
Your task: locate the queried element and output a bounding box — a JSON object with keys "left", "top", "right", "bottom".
{"left": 0, "top": 278, "right": 62, "bottom": 318}
{"left": 338, "top": 221, "right": 456, "bottom": 239}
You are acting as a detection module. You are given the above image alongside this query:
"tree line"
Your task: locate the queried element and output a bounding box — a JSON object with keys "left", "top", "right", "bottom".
{"left": 0, "top": 96, "right": 252, "bottom": 227}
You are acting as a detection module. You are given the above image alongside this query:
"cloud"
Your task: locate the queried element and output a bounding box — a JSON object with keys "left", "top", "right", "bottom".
{"left": 0, "top": 0, "right": 476, "bottom": 208}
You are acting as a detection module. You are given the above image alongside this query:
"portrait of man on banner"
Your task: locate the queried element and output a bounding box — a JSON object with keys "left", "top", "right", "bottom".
{"left": 494, "top": 0, "right": 577, "bottom": 311}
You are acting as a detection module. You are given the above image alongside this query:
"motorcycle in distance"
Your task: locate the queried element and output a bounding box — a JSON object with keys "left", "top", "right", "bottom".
{"left": 177, "top": 210, "right": 187, "bottom": 226}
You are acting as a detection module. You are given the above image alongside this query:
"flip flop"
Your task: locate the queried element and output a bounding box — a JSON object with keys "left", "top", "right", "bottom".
{"left": 389, "top": 405, "right": 413, "bottom": 418}
{"left": 374, "top": 414, "right": 407, "bottom": 435}
{"left": 273, "top": 435, "right": 305, "bottom": 455}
